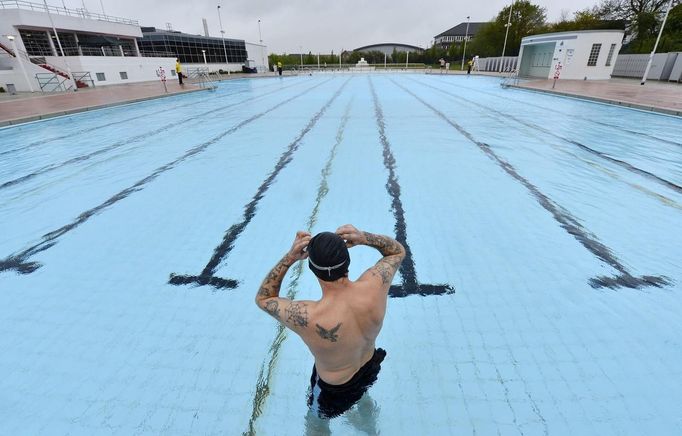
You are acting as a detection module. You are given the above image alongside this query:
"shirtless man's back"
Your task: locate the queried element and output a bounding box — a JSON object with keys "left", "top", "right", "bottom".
{"left": 256, "top": 224, "right": 405, "bottom": 418}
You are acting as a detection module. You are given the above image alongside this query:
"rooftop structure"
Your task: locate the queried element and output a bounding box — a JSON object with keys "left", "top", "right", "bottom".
{"left": 353, "top": 43, "right": 424, "bottom": 56}
{"left": 0, "top": 1, "right": 266, "bottom": 93}
{"left": 434, "top": 21, "right": 486, "bottom": 48}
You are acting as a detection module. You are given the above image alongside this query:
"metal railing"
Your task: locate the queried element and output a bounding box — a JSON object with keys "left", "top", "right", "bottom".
{"left": 500, "top": 69, "right": 519, "bottom": 88}
{"left": 72, "top": 71, "right": 94, "bottom": 88}
{"left": 139, "top": 51, "right": 177, "bottom": 58}
{"left": 35, "top": 72, "right": 71, "bottom": 92}
{"left": 184, "top": 67, "right": 208, "bottom": 78}
{"left": 0, "top": 0, "right": 139, "bottom": 26}
{"left": 286, "top": 63, "right": 429, "bottom": 73}
{"left": 197, "top": 72, "right": 217, "bottom": 91}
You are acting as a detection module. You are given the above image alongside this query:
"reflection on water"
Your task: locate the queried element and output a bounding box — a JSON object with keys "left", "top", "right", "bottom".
{"left": 305, "top": 394, "right": 381, "bottom": 436}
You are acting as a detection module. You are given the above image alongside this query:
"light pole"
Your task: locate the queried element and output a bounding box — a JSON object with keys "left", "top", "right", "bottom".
{"left": 99, "top": 0, "right": 106, "bottom": 16}
{"left": 43, "top": 0, "right": 77, "bottom": 91}
{"left": 217, "top": 5, "right": 229, "bottom": 71}
{"left": 461, "top": 15, "right": 470, "bottom": 70}
{"left": 500, "top": 1, "right": 514, "bottom": 72}
{"left": 641, "top": 0, "right": 673, "bottom": 85}
{"left": 7, "top": 35, "right": 34, "bottom": 92}
{"left": 258, "top": 19, "right": 265, "bottom": 73}
{"left": 202, "top": 49, "right": 207, "bottom": 66}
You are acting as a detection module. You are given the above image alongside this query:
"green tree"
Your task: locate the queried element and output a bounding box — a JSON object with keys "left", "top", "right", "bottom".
{"left": 468, "top": 1, "right": 547, "bottom": 58}
{"left": 590, "top": 0, "right": 681, "bottom": 53}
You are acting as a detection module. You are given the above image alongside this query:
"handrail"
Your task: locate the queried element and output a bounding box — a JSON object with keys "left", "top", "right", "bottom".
{"left": 139, "top": 51, "right": 177, "bottom": 58}
{"left": 194, "top": 70, "right": 217, "bottom": 91}
{"left": 0, "top": 0, "right": 139, "bottom": 26}
{"left": 35, "top": 72, "right": 71, "bottom": 92}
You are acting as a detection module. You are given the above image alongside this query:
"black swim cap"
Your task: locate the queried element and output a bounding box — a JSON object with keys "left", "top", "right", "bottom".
{"left": 307, "top": 232, "right": 350, "bottom": 282}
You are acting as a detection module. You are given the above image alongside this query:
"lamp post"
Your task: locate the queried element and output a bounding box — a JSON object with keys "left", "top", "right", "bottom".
{"left": 641, "top": 0, "right": 673, "bottom": 85}
{"left": 43, "top": 0, "right": 77, "bottom": 91}
{"left": 217, "top": 5, "right": 228, "bottom": 70}
{"left": 500, "top": 1, "right": 514, "bottom": 72}
{"left": 258, "top": 19, "right": 265, "bottom": 73}
{"left": 461, "top": 15, "right": 470, "bottom": 70}
{"left": 99, "top": 0, "right": 106, "bottom": 16}
{"left": 7, "top": 35, "right": 34, "bottom": 92}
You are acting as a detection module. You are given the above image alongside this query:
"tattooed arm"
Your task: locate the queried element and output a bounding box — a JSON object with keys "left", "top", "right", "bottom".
{"left": 336, "top": 224, "right": 405, "bottom": 291}
{"left": 256, "top": 231, "right": 313, "bottom": 331}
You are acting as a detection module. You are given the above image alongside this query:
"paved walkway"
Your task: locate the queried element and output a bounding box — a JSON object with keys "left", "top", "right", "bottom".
{"left": 0, "top": 80, "right": 209, "bottom": 127}
{"left": 516, "top": 78, "right": 682, "bottom": 116}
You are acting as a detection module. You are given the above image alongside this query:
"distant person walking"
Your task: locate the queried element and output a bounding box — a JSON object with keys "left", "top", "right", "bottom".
{"left": 277, "top": 61, "right": 283, "bottom": 76}
{"left": 176, "top": 58, "right": 183, "bottom": 85}
{"left": 467, "top": 58, "right": 473, "bottom": 75}
{"left": 439, "top": 58, "right": 445, "bottom": 74}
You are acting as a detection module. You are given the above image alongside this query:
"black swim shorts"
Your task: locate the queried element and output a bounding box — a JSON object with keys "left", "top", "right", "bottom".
{"left": 307, "top": 348, "right": 387, "bottom": 419}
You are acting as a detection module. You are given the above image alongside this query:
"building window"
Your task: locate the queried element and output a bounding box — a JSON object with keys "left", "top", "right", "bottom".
{"left": 587, "top": 43, "right": 602, "bottom": 66}
{"left": 119, "top": 71, "right": 128, "bottom": 79}
{"left": 605, "top": 43, "right": 616, "bottom": 66}
{"left": 19, "top": 29, "right": 53, "bottom": 56}
{"left": 96, "top": 73, "right": 106, "bottom": 81}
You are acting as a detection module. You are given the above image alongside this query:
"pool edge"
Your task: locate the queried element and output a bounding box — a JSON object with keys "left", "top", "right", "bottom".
{"left": 0, "top": 86, "right": 208, "bottom": 128}
{"left": 510, "top": 84, "right": 682, "bottom": 118}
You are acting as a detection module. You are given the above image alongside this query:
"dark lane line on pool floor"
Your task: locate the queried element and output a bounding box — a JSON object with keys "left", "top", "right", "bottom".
{"left": 0, "top": 77, "right": 302, "bottom": 158}
{"left": 0, "top": 78, "right": 316, "bottom": 191}
{"left": 430, "top": 77, "right": 682, "bottom": 148}
{"left": 244, "top": 98, "right": 353, "bottom": 436}
{"left": 417, "top": 79, "right": 682, "bottom": 212}
{"left": 0, "top": 78, "right": 335, "bottom": 276}
{"left": 390, "top": 77, "right": 670, "bottom": 290}
{"left": 368, "top": 76, "right": 455, "bottom": 298}
{"left": 412, "top": 78, "right": 682, "bottom": 196}
{"left": 168, "top": 78, "right": 351, "bottom": 289}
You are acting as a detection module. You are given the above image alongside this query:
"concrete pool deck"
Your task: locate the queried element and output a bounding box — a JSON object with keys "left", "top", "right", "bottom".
{"left": 0, "top": 73, "right": 276, "bottom": 127}
{"left": 515, "top": 78, "right": 682, "bottom": 117}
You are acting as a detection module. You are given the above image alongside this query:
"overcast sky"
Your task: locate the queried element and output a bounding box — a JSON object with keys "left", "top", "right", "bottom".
{"left": 61, "top": 0, "right": 599, "bottom": 53}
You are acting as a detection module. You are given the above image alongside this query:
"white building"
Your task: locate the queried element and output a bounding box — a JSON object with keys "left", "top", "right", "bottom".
{"left": 0, "top": 1, "right": 267, "bottom": 93}
{"left": 518, "top": 30, "right": 625, "bottom": 80}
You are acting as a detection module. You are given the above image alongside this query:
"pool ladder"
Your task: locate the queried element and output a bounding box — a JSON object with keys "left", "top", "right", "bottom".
{"left": 198, "top": 72, "right": 218, "bottom": 91}
{"left": 501, "top": 69, "right": 519, "bottom": 88}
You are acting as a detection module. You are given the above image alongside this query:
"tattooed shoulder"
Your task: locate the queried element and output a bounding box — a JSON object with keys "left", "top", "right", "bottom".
{"left": 285, "top": 302, "right": 309, "bottom": 327}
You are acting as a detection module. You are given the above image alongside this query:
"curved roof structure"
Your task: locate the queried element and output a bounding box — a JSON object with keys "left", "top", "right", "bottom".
{"left": 353, "top": 43, "right": 424, "bottom": 53}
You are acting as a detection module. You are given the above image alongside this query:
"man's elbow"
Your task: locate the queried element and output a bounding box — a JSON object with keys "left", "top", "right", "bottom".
{"left": 397, "top": 242, "right": 407, "bottom": 259}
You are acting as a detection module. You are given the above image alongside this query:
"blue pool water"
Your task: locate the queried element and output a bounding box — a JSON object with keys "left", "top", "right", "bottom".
{"left": 1, "top": 74, "right": 681, "bottom": 435}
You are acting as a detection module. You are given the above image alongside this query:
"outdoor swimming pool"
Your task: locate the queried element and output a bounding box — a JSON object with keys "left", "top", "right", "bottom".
{"left": 1, "top": 74, "right": 681, "bottom": 435}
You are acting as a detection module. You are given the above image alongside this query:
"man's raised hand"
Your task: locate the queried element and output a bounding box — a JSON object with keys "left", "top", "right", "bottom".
{"left": 335, "top": 224, "right": 367, "bottom": 248}
{"left": 286, "top": 231, "right": 311, "bottom": 263}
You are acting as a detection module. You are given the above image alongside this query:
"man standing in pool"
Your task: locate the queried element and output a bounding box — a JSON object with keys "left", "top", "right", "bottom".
{"left": 255, "top": 224, "right": 405, "bottom": 418}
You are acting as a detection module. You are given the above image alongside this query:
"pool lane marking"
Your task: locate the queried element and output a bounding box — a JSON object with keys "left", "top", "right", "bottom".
{"left": 368, "top": 76, "right": 455, "bottom": 298}
{"left": 412, "top": 77, "right": 682, "bottom": 196}
{"left": 0, "top": 78, "right": 317, "bottom": 191}
{"left": 419, "top": 79, "right": 682, "bottom": 212}
{"left": 168, "top": 78, "right": 351, "bottom": 289}
{"left": 390, "top": 77, "right": 670, "bottom": 290}
{"left": 244, "top": 98, "right": 353, "bottom": 436}
{"left": 432, "top": 77, "right": 682, "bottom": 148}
{"left": 0, "top": 77, "right": 305, "bottom": 158}
{"left": 0, "top": 78, "right": 335, "bottom": 276}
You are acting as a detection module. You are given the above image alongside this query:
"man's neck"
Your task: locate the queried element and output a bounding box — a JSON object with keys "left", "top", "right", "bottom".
{"left": 319, "top": 277, "right": 351, "bottom": 297}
